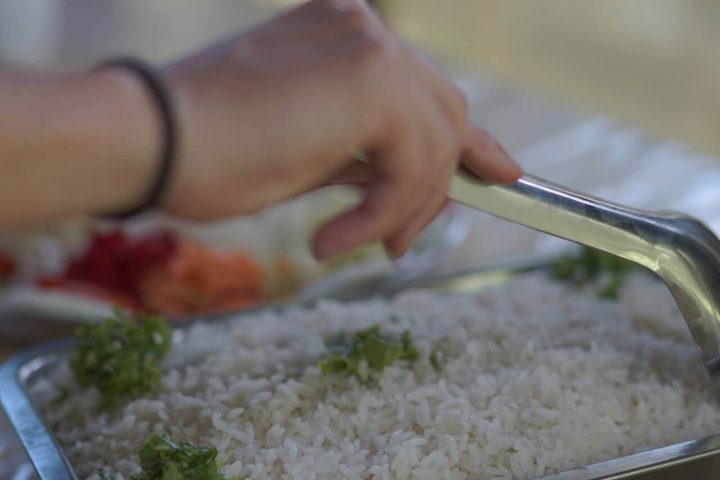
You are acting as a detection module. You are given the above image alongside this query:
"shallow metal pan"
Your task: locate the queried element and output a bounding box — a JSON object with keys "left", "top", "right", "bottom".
{"left": 2, "top": 257, "right": 720, "bottom": 480}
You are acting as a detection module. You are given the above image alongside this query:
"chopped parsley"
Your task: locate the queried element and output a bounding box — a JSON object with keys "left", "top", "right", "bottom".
{"left": 319, "top": 325, "right": 419, "bottom": 377}
{"left": 550, "top": 247, "right": 640, "bottom": 300}
{"left": 99, "top": 433, "right": 232, "bottom": 480}
{"left": 429, "top": 351, "right": 442, "bottom": 372}
{"left": 131, "top": 433, "right": 226, "bottom": 480}
{"left": 70, "top": 309, "right": 172, "bottom": 404}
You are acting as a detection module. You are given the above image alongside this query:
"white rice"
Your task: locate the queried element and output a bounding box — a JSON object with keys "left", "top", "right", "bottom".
{"left": 29, "top": 272, "right": 720, "bottom": 479}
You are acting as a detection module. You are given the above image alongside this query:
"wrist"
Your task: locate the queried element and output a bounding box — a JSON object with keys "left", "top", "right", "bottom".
{"left": 0, "top": 69, "right": 159, "bottom": 227}
{"left": 79, "top": 68, "right": 161, "bottom": 215}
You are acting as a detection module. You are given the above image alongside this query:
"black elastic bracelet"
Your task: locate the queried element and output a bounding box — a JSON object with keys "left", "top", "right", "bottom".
{"left": 99, "top": 58, "right": 177, "bottom": 219}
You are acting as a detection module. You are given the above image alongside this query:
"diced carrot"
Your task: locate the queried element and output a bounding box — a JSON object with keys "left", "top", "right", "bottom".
{"left": 137, "top": 241, "right": 265, "bottom": 316}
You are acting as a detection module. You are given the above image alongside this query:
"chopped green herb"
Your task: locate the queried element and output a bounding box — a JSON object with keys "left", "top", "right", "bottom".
{"left": 507, "top": 447, "right": 518, "bottom": 454}
{"left": 131, "top": 433, "right": 226, "bottom": 480}
{"left": 429, "top": 352, "right": 442, "bottom": 372}
{"left": 318, "top": 356, "right": 350, "bottom": 374}
{"left": 597, "top": 273, "right": 624, "bottom": 300}
{"left": 319, "top": 325, "right": 419, "bottom": 377}
{"left": 549, "top": 256, "right": 577, "bottom": 281}
{"left": 70, "top": 309, "right": 172, "bottom": 404}
{"left": 97, "top": 434, "right": 234, "bottom": 480}
{"left": 550, "top": 247, "right": 640, "bottom": 300}
{"left": 50, "top": 385, "right": 70, "bottom": 406}
{"left": 389, "top": 314, "right": 400, "bottom": 324}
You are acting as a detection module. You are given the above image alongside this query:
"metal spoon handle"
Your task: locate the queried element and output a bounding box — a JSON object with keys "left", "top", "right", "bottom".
{"left": 449, "top": 171, "right": 661, "bottom": 263}
{"left": 449, "top": 170, "right": 720, "bottom": 394}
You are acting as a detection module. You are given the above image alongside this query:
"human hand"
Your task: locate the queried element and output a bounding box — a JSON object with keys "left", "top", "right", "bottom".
{"left": 161, "top": 0, "right": 522, "bottom": 259}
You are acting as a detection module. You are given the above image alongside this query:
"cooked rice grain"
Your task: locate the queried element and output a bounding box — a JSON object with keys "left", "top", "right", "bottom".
{"left": 30, "top": 273, "right": 720, "bottom": 479}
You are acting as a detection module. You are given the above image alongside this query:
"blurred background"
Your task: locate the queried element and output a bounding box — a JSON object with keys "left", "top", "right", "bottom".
{"left": 1, "top": 0, "right": 719, "bottom": 157}
{"left": 385, "top": 0, "right": 720, "bottom": 158}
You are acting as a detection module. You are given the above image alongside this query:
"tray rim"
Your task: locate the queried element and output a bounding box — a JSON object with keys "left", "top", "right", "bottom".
{"left": 2, "top": 257, "right": 720, "bottom": 480}
{"left": 0, "top": 338, "right": 77, "bottom": 480}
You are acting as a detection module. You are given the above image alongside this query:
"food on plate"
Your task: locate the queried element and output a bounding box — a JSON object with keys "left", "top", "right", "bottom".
{"left": 36, "top": 228, "right": 266, "bottom": 317}
{"left": 31, "top": 269, "right": 720, "bottom": 479}
{"left": 99, "top": 433, "right": 229, "bottom": 480}
{"left": 69, "top": 310, "right": 171, "bottom": 404}
{"left": 3, "top": 187, "right": 458, "bottom": 325}
{"left": 0, "top": 249, "right": 16, "bottom": 283}
{"left": 35, "top": 228, "right": 176, "bottom": 311}
{"left": 319, "top": 325, "right": 419, "bottom": 378}
{"left": 550, "top": 246, "right": 641, "bottom": 300}
{"left": 57, "top": 229, "right": 176, "bottom": 299}
{"left": 137, "top": 241, "right": 264, "bottom": 316}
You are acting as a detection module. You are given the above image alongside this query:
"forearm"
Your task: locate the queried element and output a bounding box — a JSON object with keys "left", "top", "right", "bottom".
{"left": 0, "top": 69, "right": 158, "bottom": 229}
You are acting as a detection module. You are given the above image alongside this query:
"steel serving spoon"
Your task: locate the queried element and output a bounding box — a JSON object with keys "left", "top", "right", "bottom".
{"left": 449, "top": 170, "right": 720, "bottom": 394}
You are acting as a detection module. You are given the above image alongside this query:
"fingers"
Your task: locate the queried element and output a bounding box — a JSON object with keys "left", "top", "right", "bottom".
{"left": 382, "top": 126, "right": 521, "bottom": 257}
{"left": 329, "top": 127, "right": 521, "bottom": 259}
{"left": 384, "top": 193, "right": 450, "bottom": 258}
{"left": 315, "top": 130, "right": 520, "bottom": 263}
{"left": 322, "top": 151, "right": 448, "bottom": 259}
{"left": 326, "top": 160, "right": 375, "bottom": 186}
{"left": 414, "top": 53, "right": 522, "bottom": 183}
{"left": 462, "top": 126, "right": 522, "bottom": 183}
{"left": 313, "top": 113, "right": 522, "bottom": 263}
{"left": 301, "top": 1, "right": 521, "bottom": 261}
{"left": 383, "top": 124, "right": 457, "bottom": 256}
{"left": 312, "top": 137, "right": 425, "bottom": 260}
{"left": 402, "top": 44, "right": 522, "bottom": 184}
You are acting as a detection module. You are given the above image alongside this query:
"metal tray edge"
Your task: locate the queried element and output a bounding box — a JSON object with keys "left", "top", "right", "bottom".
{"left": 2, "top": 257, "right": 720, "bottom": 480}
{"left": 0, "top": 339, "right": 77, "bottom": 480}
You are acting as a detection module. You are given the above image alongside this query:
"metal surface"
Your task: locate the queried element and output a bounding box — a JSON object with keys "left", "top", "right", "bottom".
{"left": 0, "top": 340, "right": 76, "bottom": 480}
{"left": 2, "top": 262, "right": 720, "bottom": 479}
{"left": 450, "top": 171, "right": 720, "bottom": 393}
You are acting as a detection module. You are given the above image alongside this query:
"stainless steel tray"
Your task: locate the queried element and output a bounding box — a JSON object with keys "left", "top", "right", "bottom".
{"left": 2, "top": 256, "right": 720, "bottom": 480}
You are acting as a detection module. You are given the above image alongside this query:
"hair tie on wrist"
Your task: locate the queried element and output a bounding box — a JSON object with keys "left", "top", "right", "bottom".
{"left": 98, "top": 58, "right": 177, "bottom": 219}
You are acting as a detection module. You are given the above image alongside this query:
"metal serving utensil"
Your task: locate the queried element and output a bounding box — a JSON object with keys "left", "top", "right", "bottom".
{"left": 449, "top": 170, "right": 720, "bottom": 394}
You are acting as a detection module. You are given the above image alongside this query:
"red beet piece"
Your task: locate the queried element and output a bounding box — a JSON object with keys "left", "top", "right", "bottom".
{"left": 0, "top": 250, "right": 16, "bottom": 281}
{"left": 63, "top": 228, "right": 176, "bottom": 299}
